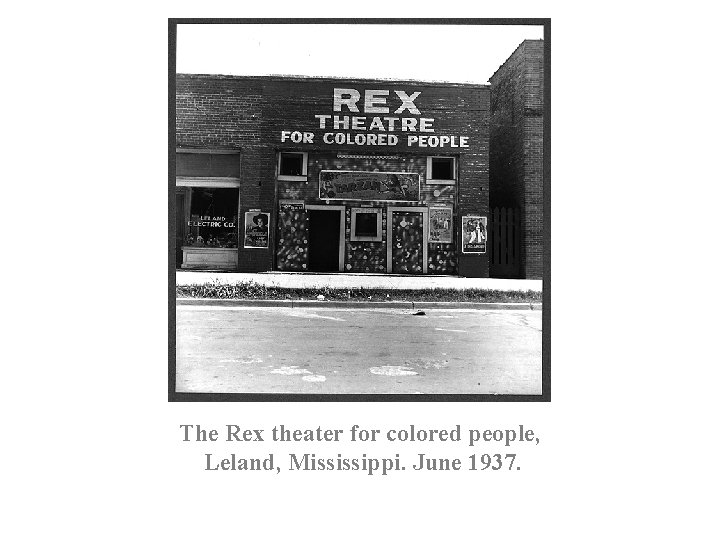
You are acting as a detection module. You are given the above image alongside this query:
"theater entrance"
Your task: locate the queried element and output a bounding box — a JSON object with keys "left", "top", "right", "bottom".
{"left": 306, "top": 205, "right": 345, "bottom": 272}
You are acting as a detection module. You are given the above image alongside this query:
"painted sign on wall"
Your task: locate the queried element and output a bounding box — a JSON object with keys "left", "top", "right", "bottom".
{"left": 461, "top": 215, "right": 487, "bottom": 254}
{"left": 244, "top": 211, "right": 270, "bottom": 248}
{"left": 429, "top": 206, "right": 453, "bottom": 244}
{"left": 278, "top": 86, "right": 472, "bottom": 150}
{"left": 319, "top": 170, "right": 419, "bottom": 201}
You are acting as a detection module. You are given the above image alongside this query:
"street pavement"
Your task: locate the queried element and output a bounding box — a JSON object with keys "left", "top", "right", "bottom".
{"left": 175, "top": 305, "right": 542, "bottom": 395}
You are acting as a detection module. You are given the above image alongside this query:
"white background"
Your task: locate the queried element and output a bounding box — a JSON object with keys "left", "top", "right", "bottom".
{"left": 3, "top": 2, "right": 719, "bottom": 539}
{"left": 177, "top": 23, "right": 544, "bottom": 83}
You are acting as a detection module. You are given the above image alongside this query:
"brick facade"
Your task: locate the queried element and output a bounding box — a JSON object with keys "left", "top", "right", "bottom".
{"left": 489, "top": 40, "right": 544, "bottom": 279}
{"left": 176, "top": 74, "right": 490, "bottom": 276}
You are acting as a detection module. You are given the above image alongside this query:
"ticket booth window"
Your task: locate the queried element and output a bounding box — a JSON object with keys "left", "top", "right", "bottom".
{"left": 350, "top": 208, "right": 382, "bottom": 241}
{"left": 356, "top": 213, "right": 377, "bottom": 236}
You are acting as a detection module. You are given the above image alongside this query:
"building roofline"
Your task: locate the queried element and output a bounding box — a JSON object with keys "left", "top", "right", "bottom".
{"left": 488, "top": 39, "right": 544, "bottom": 82}
{"left": 175, "top": 72, "right": 490, "bottom": 89}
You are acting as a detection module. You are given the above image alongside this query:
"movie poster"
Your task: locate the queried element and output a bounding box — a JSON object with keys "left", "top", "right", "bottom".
{"left": 244, "top": 211, "right": 270, "bottom": 248}
{"left": 461, "top": 215, "right": 487, "bottom": 254}
{"left": 429, "top": 206, "right": 453, "bottom": 243}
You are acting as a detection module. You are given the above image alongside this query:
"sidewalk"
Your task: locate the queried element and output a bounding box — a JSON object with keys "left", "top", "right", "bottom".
{"left": 175, "top": 271, "right": 542, "bottom": 292}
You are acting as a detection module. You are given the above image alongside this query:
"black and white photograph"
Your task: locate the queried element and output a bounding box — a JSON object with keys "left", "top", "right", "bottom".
{"left": 8, "top": 6, "right": 720, "bottom": 540}
{"left": 170, "top": 20, "right": 549, "bottom": 399}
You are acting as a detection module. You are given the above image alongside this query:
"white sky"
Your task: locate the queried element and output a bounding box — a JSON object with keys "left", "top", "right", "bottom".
{"left": 177, "top": 23, "right": 544, "bottom": 84}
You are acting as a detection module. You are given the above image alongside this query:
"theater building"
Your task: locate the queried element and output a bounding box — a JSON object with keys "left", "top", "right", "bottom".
{"left": 175, "top": 74, "right": 490, "bottom": 276}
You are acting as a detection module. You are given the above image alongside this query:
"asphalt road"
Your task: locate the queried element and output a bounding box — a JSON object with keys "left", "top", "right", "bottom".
{"left": 175, "top": 305, "right": 542, "bottom": 394}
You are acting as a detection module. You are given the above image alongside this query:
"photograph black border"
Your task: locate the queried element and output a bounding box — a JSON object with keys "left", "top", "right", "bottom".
{"left": 168, "top": 18, "right": 550, "bottom": 402}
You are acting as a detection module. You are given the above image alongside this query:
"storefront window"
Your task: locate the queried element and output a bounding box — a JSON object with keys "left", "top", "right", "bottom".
{"left": 427, "top": 156, "right": 456, "bottom": 184}
{"left": 184, "top": 188, "right": 239, "bottom": 248}
{"left": 278, "top": 152, "right": 308, "bottom": 180}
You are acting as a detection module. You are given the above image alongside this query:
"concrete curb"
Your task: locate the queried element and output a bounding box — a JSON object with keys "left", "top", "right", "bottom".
{"left": 176, "top": 298, "right": 541, "bottom": 310}
{"left": 175, "top": 271, "right": 543, "bottom": 293}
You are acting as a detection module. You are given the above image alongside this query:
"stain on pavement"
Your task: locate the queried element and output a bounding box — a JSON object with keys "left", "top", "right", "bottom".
{"left": 270, "top": 366, "right": 313, "bottom": 375}
{"left": 370, "top": 366, "right": 418, "bottom": 376}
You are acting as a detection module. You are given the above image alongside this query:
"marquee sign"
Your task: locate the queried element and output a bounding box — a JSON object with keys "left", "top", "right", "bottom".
{"left": 319, "top": 170, "right": 419, "bottom": 201}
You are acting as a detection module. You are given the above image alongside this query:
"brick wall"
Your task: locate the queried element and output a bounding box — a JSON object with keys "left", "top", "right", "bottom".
{"left": 176, "top": 74, "right": 490, "bottom": 275}
{"left": 489, "top": 40, "right": 544, "bottom": 279}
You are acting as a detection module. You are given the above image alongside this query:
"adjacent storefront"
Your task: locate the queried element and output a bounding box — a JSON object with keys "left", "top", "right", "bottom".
{"left": 175, "top": 149, "right": 242, "bottom": 270}
{"left": 175, "top": 75, "right": 490, "bottom": 276}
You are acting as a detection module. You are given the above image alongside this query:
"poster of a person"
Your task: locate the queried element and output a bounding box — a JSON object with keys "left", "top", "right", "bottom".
{"left": 462, "top": 215, "right": 487, "bottom": 254}
{"left": 250, "top": 213, "right": 268, "bottom": 232}
{"left": 471, "top": 220, "right": 486, "bottom": 243}
{"left": 244, "top": 211, "right": 270, "bottom": 248}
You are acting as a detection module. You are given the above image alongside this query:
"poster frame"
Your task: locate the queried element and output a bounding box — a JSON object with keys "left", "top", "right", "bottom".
{"left": 428, "top": 205, "right": 454, "bottom": 244}
{"left": 243, "top": 210, "right": 270, "bottom": 249}
{"left": 461, "top": 215, "right": 487, "bottom": 254}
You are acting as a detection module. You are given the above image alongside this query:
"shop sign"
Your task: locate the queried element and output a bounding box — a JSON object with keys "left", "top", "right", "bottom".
{"left": 461, "top": 215, "right": 487, "bottom": 254}
{"left": 279, "top": 200, "right": 305, "bottom": 211}
{"left": 429, "top": 206, "right": 453, "bottom": 244}
{"left": 319, "top": 170, "right": 419, "bottom": 201}
{"left": 244, "top": 211, "right": 270, "bottom": 249}
{"left": 186, "top": 215, "right": 236, "bottom": 228}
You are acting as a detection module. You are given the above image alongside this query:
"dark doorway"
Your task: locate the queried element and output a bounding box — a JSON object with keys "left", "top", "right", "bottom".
{"left": 308, "top": 210, "right": 341, "bottom": 272}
